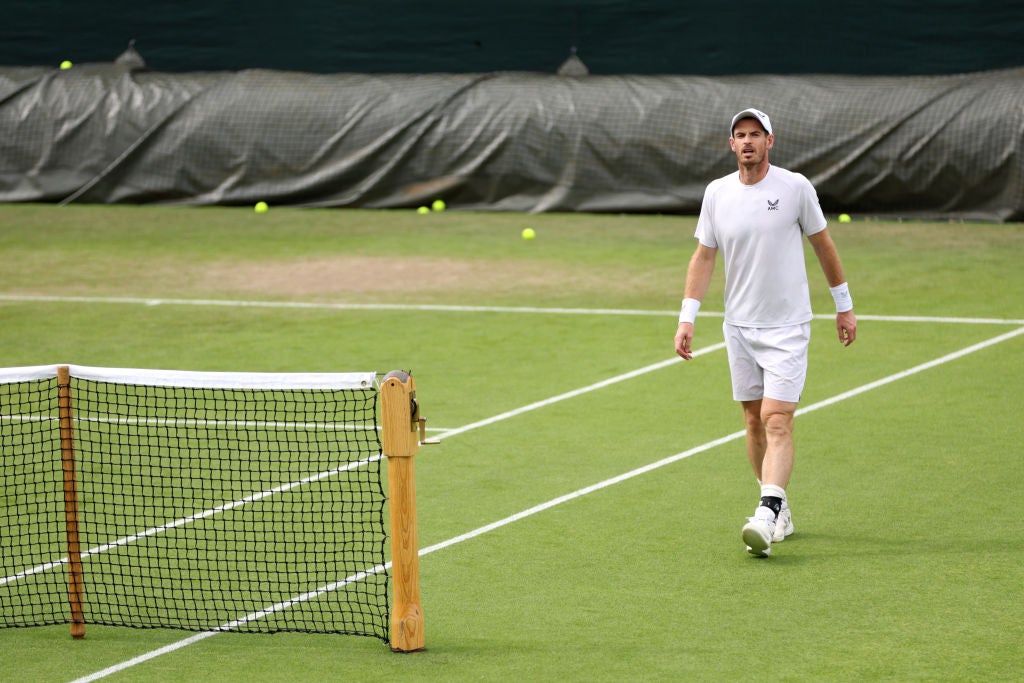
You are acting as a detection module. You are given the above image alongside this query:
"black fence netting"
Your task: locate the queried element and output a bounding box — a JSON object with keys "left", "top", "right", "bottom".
{"left": 1, "top": 64, "right": 1022, "bottom": 221}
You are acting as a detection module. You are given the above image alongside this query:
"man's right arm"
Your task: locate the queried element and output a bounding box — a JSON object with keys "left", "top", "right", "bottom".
{"left": 674, "top": 243, "right": 717, "bottom": 360}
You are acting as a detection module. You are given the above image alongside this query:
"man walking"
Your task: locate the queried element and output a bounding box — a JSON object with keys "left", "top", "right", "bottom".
{"left": 674, "top": 108, "right": 857, "bottom": 557}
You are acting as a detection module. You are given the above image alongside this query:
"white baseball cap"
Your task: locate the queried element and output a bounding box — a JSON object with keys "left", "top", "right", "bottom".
{"left": 730, "top": 108, "right": 773, "bottom": 136}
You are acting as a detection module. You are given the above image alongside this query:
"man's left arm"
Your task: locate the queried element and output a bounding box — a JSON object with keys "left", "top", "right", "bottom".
{"left": 807, "top": 229, "right": 857, "bottom": 346}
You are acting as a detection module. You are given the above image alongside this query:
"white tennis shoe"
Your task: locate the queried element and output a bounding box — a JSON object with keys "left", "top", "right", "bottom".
{"left": 742, "top": 506, "right": 776, "bottom": 557}
{"left": 772, "top": 504, "right": 794, "bottom": 542}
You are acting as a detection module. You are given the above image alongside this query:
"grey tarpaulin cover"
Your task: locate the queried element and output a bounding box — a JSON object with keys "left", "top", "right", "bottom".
{"left": 1, "top": 64, "right": 1021, "bottom": 220}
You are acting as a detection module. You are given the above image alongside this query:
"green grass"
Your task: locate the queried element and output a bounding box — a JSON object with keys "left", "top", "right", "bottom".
{"left": 1, "top": 204, "right": 1022, "bottom": 682}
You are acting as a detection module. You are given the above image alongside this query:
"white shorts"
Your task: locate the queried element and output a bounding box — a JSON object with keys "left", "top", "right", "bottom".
{"left": 723, "top": 322, "right": 810, "bottom": 403}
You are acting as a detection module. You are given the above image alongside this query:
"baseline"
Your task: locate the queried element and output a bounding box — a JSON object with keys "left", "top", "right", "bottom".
{"left": 1, "top": 294, "right": 1022, "bottom": 325}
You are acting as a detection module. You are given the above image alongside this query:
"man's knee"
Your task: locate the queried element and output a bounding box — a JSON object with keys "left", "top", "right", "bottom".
{"left": 760, "top": 400, "right": 796, "bottom": 437}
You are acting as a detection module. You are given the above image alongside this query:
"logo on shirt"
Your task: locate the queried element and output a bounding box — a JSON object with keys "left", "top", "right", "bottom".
{"left": 767, "top": 199, "right": 780, "bottom": 211}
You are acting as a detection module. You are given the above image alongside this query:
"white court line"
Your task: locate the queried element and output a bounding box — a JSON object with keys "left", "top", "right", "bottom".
{"left": 1, "top": 293, "right": 1022, "bottom": 325}
{"left": 67, "top": 325, "right": 1024, "bottom": 682}
{"left": 433, "top": 343, "right": 723, "bottom": 440}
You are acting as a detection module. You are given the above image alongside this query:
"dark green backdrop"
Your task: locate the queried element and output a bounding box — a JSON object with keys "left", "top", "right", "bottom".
{"left": 3, "top": 1, "right": 1022, "bottom": 75}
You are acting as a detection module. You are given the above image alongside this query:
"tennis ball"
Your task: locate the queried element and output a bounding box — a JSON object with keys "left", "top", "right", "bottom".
{"left": 521, "top": 227, "right": 535, "bottom": 240}
{"left": 432, "top": 199, "right": 446, "bottom": 211}
{"left": 838, "top": 213, "right": 851, "bottom": 223}
{"left": 417, "top": 206, "right": 430, "bottom": 214}
{"left": 60, "top": 60, "right": 73, "bottom": 70}
{"left": 254, "top": 201, "right": 268, "bottom": 214}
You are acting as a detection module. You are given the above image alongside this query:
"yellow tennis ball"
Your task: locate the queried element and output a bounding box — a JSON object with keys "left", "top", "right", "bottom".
{"left": 521, "top": 227, "right": 535, "bottom": 240}
{"left": 254, "top": 201, "right": 268, "bottom": 214}
{"left": 431, "top": 199, "right": 446, "bottom": 211}
{"left": 60, "top": 60, "right": 73, "bottom": 70}
{"left": 417, "top": 206, "right": 430, "bottom": 214}
{"left": 838, "top": 213, "right": 851, "bottom": 223}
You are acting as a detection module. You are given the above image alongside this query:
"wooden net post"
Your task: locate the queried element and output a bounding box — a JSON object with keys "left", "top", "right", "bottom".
{"left": 380, "top": 370, "right": 425, "bottom": 652}
{"left": 57, "top": 365, "right": 86, "bottom": 639}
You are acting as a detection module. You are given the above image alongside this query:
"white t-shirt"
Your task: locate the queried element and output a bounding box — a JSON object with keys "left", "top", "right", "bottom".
{"left": 695, "top": 165, "right": 827, "bottom": 327}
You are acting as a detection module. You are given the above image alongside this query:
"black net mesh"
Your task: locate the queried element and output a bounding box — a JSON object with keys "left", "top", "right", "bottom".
{"left": 0, "top": 368, "right": 389, "bottom": 641}
{"left": 0, "top": 376, "right": 67, "bottom": 626}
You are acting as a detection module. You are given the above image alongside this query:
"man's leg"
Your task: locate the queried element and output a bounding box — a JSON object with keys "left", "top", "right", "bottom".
{"left": 741, "top": 398, "right": 798, "bottom": 555}
{"left": 741, "top": 399, "right": 766, "bottom": 480}
{"left": 759, "top": 398, "right": 797, "bottom": 488}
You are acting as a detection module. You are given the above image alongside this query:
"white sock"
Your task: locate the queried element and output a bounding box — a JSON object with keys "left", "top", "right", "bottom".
{"left": 757, "top": 484, "right": 786, "bottom": 522}
{"left": 757, "top": 480, "right": 786, "bottom": 502}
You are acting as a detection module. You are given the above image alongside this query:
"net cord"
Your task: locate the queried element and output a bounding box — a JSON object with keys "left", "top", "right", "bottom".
{"left": 0, "top": 365, "right": 377, "bottom": 390}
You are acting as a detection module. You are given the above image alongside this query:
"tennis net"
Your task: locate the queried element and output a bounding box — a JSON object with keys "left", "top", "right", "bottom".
{"left": 0, "top": 364, "right": 402, "bottom": 643}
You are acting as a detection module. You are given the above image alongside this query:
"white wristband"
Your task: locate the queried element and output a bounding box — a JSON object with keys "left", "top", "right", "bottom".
{"left": 679, "top": 298, "right": 701, "bottom": 324}
{"left": 829, "top": 282, "right": 853, "bottom": 313}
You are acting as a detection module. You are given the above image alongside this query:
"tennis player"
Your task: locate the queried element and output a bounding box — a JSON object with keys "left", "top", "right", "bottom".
{"left": 674, "top": 108, "right": 857, "bottom": 557}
